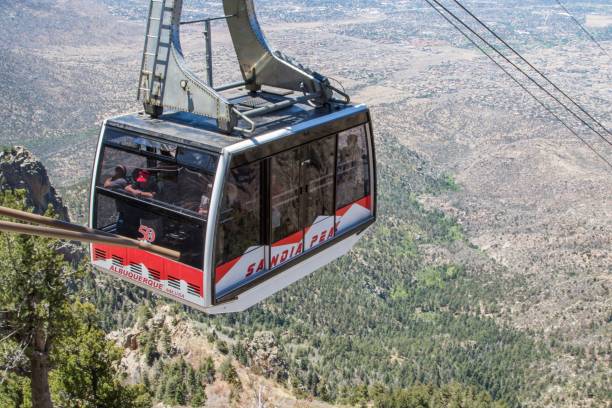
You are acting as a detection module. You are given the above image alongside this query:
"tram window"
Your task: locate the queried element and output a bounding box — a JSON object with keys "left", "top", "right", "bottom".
{"left": 177, "top": 148, "right": 218, "bottom": 174}
{"left": 97, "top": 146, "right": 215, "bottom": 218}
{"left": 302, "top": 136, "right": 336, "bottom": 227}
{"left": 336, "top": 125, "right": 370, "bottom": 209}
{"left": 271, "top": 150, "right": 301, "bottom": 243}
{"left": 216, "top": 162, "right": 262, "bottom": 265}
{"left": 105, "top": 128, "right": 177, "bottom": 158}
{"left": 95, "top": 193, "right": 205, "bottom": 269}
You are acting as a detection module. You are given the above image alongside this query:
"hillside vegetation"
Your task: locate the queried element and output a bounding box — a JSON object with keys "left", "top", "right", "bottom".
{"left": 0, "top": 0, "right": 610, "bottom": 407}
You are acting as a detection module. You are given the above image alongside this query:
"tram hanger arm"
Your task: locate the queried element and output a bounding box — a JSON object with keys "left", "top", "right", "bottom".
{"left": 0, "top": 207, "right": 181, "bottom": 261}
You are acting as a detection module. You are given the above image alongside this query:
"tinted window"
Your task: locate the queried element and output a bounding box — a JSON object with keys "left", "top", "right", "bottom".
{"left": 106, "top": 128, "right": 177, "bottom": 157}
{"left": 336, "top": 125, "right": 370, "bottom": 209}
{"left": 271, "top": 149, "right": 301, "bottom": 243}
{"left": 216, "top": 162, "right": 262, "bottom": 265}
{"left": 302, "top": 136, "right": 336, "bottom": 227}
{"left": 95, "top": 193, "right": 205, "bottom": 269}
{"left": 177, "top": 148, "right": 218, "bottom": 174}
{"left": 97, "top": 146, "right": 214, "bottom": 218}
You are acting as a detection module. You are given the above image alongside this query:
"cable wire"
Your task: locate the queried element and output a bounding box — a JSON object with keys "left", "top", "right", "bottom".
{"left": 429, "top": 0, "right": 612, "bottom": 149}
{"left": 449, "top": 0, "right": 612, "bottom": 140}
{"left": 422, "top": 0, "right": 612, "bottom": 171}
{"left": 554, "top": 0, "right": 610, "bottom": 58}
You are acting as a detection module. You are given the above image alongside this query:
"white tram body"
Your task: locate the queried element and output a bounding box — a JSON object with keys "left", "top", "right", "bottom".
{"left": 90, "top": 99, "right": 376, "bottom": 313}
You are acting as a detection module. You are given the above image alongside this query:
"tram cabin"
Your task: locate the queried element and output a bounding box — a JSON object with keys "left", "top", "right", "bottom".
{"left": 90, "top": 99, "right": 376, "bottom": 313}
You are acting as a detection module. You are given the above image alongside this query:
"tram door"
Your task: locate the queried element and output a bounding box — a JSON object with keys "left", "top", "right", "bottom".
{"left": 270, "top": 136, "right": 336, "bottom": 268}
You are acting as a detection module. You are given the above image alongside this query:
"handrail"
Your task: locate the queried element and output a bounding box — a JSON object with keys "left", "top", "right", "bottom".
{"left": 96, "top": 187, "right": 206, "bottom": 223}
{"left": 232, "top": 108, "right": 256, "bottom": 135}
{"left": 0, "top": 207, "right": 181, "bottom": 261}
{"left": 329, "top": 85, "right": 351, "bottom": 104}
{"left": 0, "top": 206, "right": 115, "bottom": 237}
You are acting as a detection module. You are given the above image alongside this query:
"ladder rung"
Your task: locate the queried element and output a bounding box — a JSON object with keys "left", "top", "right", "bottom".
{"left": 147, "top": 35, "right": 158, "bottom": 38}
{"left": 150, "top": 18, "right": 161, "bottom": 21}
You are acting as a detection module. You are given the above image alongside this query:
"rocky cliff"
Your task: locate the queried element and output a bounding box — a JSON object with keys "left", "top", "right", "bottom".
{"left": 0, "top": 146, "right": 70, "bottom": 221}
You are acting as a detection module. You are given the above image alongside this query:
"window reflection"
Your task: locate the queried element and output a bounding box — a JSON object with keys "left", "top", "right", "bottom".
{"left": 271, "top": 150, "right": 300, "bottom": 243}
{"left": 302, "top": 136, "right": 336, "bottom": 227}
{"left": 95, "top": 193, "right": 205, "bottom": 269}
{"left": 336, "top": 125, "right": 370, "bottom": 209}
{"left": 216, "top": 162, "right": 262, "bottom": 265}
{"left": 97, "top": 147, "right": 214, "bottom": 218}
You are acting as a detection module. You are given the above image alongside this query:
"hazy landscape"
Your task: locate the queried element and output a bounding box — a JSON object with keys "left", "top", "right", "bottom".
{"left": 0, "top": 0, "right": 610, "bottom": 407}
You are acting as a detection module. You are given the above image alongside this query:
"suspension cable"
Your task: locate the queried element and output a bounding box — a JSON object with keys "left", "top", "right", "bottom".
{"left": 428, "top": 0, "right": 612, "bottom": 149}
{"left": 554, "top": 0, "right": 610, "bottom": 58}
{"left": 422, "top": 0, "right": 612, "bottom": 171}
{"left": 450, "top": 0, "right": 612, "bottom": 140}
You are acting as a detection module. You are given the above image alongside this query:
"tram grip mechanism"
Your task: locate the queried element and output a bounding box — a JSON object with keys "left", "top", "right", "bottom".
{"left": 138, "top": 0, "right": 339, "bottom": 134}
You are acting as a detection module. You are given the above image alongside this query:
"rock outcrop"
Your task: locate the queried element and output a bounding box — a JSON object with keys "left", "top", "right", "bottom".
{"left": 0, "top": 146, "right": 70, "bottom": 221}
{"left": 0, "top": 146, "right": 84, "bottom": 262}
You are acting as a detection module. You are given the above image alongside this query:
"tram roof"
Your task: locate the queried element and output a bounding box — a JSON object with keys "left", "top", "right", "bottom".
{"left": 106, "top": 89, "right": 369, "bottom": 153}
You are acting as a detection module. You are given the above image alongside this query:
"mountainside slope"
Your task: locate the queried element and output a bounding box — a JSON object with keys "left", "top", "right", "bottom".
{"left": 1, "top": 1, "right": 610, "bottom": 407}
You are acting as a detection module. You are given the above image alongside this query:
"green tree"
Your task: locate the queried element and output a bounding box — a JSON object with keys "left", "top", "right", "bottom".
{"left": 219, "top": 357, "right": 241, "bottom": 389}
{"left": 0, "top": 369, "right": 31, "bottom": 408}
{"left": 199, "top": 356, "right": 216, "bottom": 384}
{"left": 0, "top": 191, "right": 80, "bottom": 408}
{"left": 160, "top": 327, "right": 172, "bottom": 355}
{"left": 50, "top": 302, "right": 152, "bottom": 408}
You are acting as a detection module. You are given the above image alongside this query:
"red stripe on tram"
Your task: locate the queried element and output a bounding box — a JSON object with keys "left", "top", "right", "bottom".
{"left": 91, "top": 243, "right": 204, "bottom": 297}
{"left": 272, "top": 230, "right": 304, "bottom": 247}
{"left": 336, "top": 195, "right": 372, "bottom": 216}
{"left": 215, "top": 257, "right": 242, "bottom": 284}
{"left": 358, "top": 195, "right": 372, "bottom": 211}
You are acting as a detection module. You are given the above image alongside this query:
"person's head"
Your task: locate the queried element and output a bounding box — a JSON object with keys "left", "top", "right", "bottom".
{"left": 348, "top": 133, "right": 358, "bottom": 146}
{"left": 113, "top": 165, "right": 126, "bottom": 179}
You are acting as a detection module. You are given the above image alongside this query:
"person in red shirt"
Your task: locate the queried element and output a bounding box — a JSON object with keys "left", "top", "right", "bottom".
{"left": 125, "top": 169, "right": 158, "bottom": 199}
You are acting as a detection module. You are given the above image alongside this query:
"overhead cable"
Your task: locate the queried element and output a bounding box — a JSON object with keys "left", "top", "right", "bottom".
{"left": 422, "top": 0, "right": 612, "bottom": 171}
{"left": 554, "top": 0, "right": 610, "bottom": 58}
{"left": 448, "top": 0, "right": 612, "bottom": 142}
{"left": 428, "top": 0, "right": 612, "bottom": 149}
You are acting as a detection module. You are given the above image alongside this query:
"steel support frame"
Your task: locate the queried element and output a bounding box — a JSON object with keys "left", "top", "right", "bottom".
{"left": 138, "top": 0, "right": 338, "bottom": 135}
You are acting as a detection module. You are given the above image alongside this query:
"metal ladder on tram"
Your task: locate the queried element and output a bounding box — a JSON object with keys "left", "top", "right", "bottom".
{"left": 138, "top": 0, "right": 172, "bottom": 104}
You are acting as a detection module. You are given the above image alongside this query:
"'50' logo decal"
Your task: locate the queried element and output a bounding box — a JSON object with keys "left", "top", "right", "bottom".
{"left": 138, "top": 225, "right": 156, "bottom": 243}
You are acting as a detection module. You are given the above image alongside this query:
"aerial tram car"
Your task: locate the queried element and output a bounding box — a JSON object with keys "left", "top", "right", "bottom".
{"left": 88, "top": 0, "right": 377, "bottom": 313}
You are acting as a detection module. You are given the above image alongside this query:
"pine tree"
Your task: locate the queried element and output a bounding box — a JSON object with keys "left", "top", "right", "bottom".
{"left": 0, "top": 191, "right": 81, "bottom": 408}
{"left": 199, "top": 356, "right": 216, "bottom": 384}
{"left": 160, "top": 327, "right": 172, "bottom": 355}
{"left": 49, "top": 302, "right": 152, "bottom": 407}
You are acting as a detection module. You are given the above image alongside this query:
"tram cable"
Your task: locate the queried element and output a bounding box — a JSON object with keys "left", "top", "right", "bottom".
{"left": 449, "top": 0, "right": 612, "bottom": 141}
{"left": 422, "top": 0, "right": 612, "bottom": 171}
{"left": 554, "top": 0, "right": 610, "bottom": 58}
{"left": 427, "top": 0, "right": 612, "bottom": 148}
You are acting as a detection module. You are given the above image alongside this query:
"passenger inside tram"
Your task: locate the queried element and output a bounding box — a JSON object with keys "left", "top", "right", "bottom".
{"left": 101, "top": 159, "right": 214, "bottom": 218}
{"left": 95, "top": 134, "right": 217, "bottom": 268}
{"left": 125, "top": 168, "right": 158, "bottom": 199}
{"left": 104, "top": 165, "right": 129, "bottom": 190}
